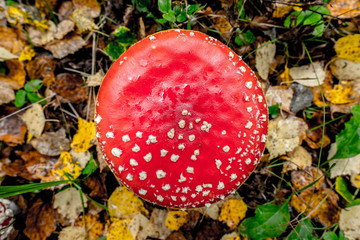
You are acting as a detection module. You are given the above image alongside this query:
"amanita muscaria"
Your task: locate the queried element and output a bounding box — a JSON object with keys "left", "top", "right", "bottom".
{"left": 96, "top": 29, "right": 268, "bottom": 208}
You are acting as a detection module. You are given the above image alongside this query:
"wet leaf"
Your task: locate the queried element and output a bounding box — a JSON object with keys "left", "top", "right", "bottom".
{"left": 219, "top": 198, "right": 247, "bottom": 229}
{"left": 104, "top": 26, "right": 137, "bottom": 61}
{"left": 238, "top": 201, "right": 290, "bottom": 240}
{"left": 255, "top": 41, "right": 276, "bottom": 80}
{"left": 335, "top": 34, "right": 360, "bottom": 63}
{"left": 20, "top": 103, "right": 45, "bottom": 138}
{"left": 30, "top": 128, "right": 71, "bottom": 156}
{"left": 107, "top": 218, "right": 134, "bottom": 240}
{"left": 54, "top": 187, "right": 88, "bottom": 221}
{"left": 71, "top": 118, "right": 96, "bottom": 153}
{"left": 165, "top": 210, "right": 188, "bottom": 231}
{"left": 44, "top": 35, "right": 86, "bottom": 59}
{"left": 0, "top": 115, "right": 27, "bottom": 146}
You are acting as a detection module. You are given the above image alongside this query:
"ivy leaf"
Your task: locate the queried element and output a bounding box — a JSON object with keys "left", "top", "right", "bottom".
{"left": 285, "top": 218, "right": 317, "bottom": 240}
{"left": 238, "top": 201, "right": 290, "bottom": 240}
{"left": 332, "top": 104, "right": 360, "bottom": 160}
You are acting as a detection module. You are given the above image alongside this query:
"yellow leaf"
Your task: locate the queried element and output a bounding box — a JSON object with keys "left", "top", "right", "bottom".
{"left": 70, "top": 8, "right": 98, "bottom": 34}
{"left": 335, "top": 34, "right": 360, "bottom": 62}
{"left": 108, "top": 186, "right": 148, "bottom": 219}
{"left": 71, "top": 118, "right": 96, "bottom": 153}
{"left": 219, "top": 199, "right": 247, "bottom": 228}
{"left": 51, "top": 151, "right": 82, "bottom": 180}
{"left": 20, "top": 103, "right": 45, "bottom": 137}
{"left": 280, "top": 63, "right": 291, "bottom": 86}
{"left": 165, "top": 211, "right": 188, "bottom": 231}
{"left": 351, "top": 174, "right": 360, "bottom": 189}
{"left": 7, "top": 6, "right": 31, "bottom": 25}
{"left": 19, "top": 46, "right": 36, "bottom": 61}
{"left": 325, "top": 84, "right": 355, "bottom": 104}
{"left": 107, "top": 218, "right": 134, "bottom": 240}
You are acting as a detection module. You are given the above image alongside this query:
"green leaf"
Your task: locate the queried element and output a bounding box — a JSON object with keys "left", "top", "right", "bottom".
{"left": 26, "top": 92, "right": 44, "bottom": 104}
{"left": 238, "top": 201, "right": 290, "bottom": 240}
{"left": 132, "top": 0, "right": 150, "bottom": 12}
{"left": 24, "top": 79, "right": 43, "bottom": 92}
{"left": 163, "top": 10, "right": 176, "bottom": 22}
{"left": 324, "top": 232, "right": 338, "bottom": 240}
{"left": 268, "top": 104, "right": 279, "bottom": 119}
{"left": 332, "top": 104, "right": 360, "bottom": 160}
{"left": 303, "top": 12, "right": 322, "bottom": 26}
{"left": 173, "top": 4, "right": 181, "bottom": 15}
{"left": 104, "top": 26, "right": 137, "bottom": 61}
{"left": 335, "top": 177, "right": 353, "bottom": 202}
{"left": 346, "top": 198, "right": 360, "bottom": 208}
{"left": 310, "top": 5, "right": 330, "bottom": 15}
{"left": 15, "top": 89, "right": 27, "bottom": 108}
{"left": 82, "top": 154, "right": 98, "bottom": 178}
{"left": 176, "top": 11, "right": 187, "bottom": 22}
{"left": 286, "top": 218, "right": 317, "bottom": 240}
{"left": 158, "top": 0, "right": 172, "bottom": 13}
{"left": 187, "top": 4, "right": 202, "bottom": 15}
{"left": 235, "top": 30, "right": 255, "bottom": 46}
{"left": 312, "top": 22, "right": 325, "bottom": 37}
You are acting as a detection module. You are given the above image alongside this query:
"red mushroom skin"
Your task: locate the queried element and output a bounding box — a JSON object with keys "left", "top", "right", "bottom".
{"left": 96, "top": 29, "right": 268, "bottom": 208}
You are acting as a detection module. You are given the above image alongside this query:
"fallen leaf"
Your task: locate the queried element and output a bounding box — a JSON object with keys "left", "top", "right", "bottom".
{"left": 26, "top": 55, "right": 57, "bottom": 86}
{"left": 211, "top": 10, "right": 232, "bottom": 39}
{"left": 0, "top": 115, "right": 27, "bottom": 146}
{"left": 283, "top": 146, "right": 312, "bottom": 172}
{"left": 272, "top": 0, "right": 293, "bottom": 18}
{"left": 86, "top": 70, "right": 104, "bottom": 87}
{"left": 54, "top": 19, "right": 75, "bottom": 40}
{"left": 107, "top": 218, "right": 134, "bottom": 240}
{"left": 265, "top": 86, "right": 294, "bottom": 112}
{"left": 305, "top": 128, "right": 331, "bottom": 149}
{"left": 70, "top": 149, "right": 91, "bottom": 168}
{"left": 58, "top": 226, "right": 86, "bottom": 240}
{"left": 104, "top": 26, "right": 137, "bottom": 61}
{"left": 73, "top": 0, "right": 101, "bottom": 18}
{"left": 18, "top": 46, "right": 36, "bottom": 61}
{"left": 0, "top": 59, "right": 26, "bottom": 90}
{"left": 325, "top": 84, "right": 355, "bottom": 104}
{"left": 52, "top": 151, "right": 83, "bottom": 180}
{"left": 20, "top": 103, "right": 45, "bottom": 138}
{"left": 54, "top": 187, "right": 88, "bottom": 221}
{"left": 339, "top": 205, "right": 360, "bottom": 240}
{"left": 149, "top": 209, "right": 172, "bottom": 239}
{"left": 75, "top": 214, "right": 105, "bottom": 240}
{"left": 0, "top": 83, "right": 15, "bottom": 105}
{"left": 108, "top": 186, "right": 148, "bottom": 219}
{"left": 51, "top": 73, "right": 88, "bottom": 103}
{"left": 70, "top": 8, "right": 98, "bottom": 33}
{"left": 219, "top": 198, "right": 247, "bottom": 229}
{"left": 30, "top": 128, "right": 71, "bottom": 156}
{"left": 329, "top": 0, "right": 360, "bottom": 18}
{"left": 289, "top": 62, "right": 326, "bottom": 87}
{"left": 27, "top": 21, "right": 57, "bottom": 46}
{"left": 44, "top": 35, "right": 86, "bottom": 59}
{"left": 0, "top": 26, "right": 26, "bottom": 55}
{"left": 255, "top": 41, "right": 276, "bottom": 80}
{"left": 330, "top": 58, "right": 360, "bottom": 81}
{"left": 265, "top": 115, "right": 308, "bottom": 159}
{"left": 128, "top": 213, "right": 155, "bottom": 240}
{"left": 335, "top": 34, "right": 360, "bottom": 63}
{"left": 165, "top": 210, "right": 189, "bottom": 231}
{"left": 71, "top": 118, "right": 96, "bottom": 153}
{"left": 24, "top": 198, "right": 57, "bottom": 240}
{"left": 203, "top": 201, "right": 221, "bottom": 220}
{"left": 0, "top": 46, "right": 19, "bottom": 61}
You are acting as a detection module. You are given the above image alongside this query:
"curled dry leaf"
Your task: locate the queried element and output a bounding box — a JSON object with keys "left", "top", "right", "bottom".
{"left": 30, "top": 128, "right": 71, "bottom": 156}
{"left": 305, "top": 128, "right": 331, "bottom": 149}
{"left": 26, "top": 55, "right": 57, "bottom": 86}
{"left": 70, "top": 8, "right": 98, "bottom": 34}
{"left": 265, "top": 115, "right": 308, "bottom": 159}
{"left": 54, "top": 20, "right": 75, "bottom": 40}
{"left": 54, "top": 187, "right": 88, "bottom": 221}
{"left": 328, "top": 0, "right": 360, "bottom": 18}
{"left": 0, "top": 115, "right": 27, "bottom": 146}
{"left": 52, "top": 73, "right": 88, "bottom": 103}
{"left": 265, "top": 86, "right": 293, "bottom": 112}
{"left": 255, "top": 41, "right": 276, "bottom": 80}
{"left": 58, "top": 226, "right": 86, "bottom": 240}
{"left": 44, "top": 35, "right": 86, "bottom": 59}
{"left": 289, "top": 62, "right": 326, "bottom": 87}
{"left": 73, "top": 0, "right": 101, "bottom": 18}
{"left": 219, "top": 198, "right": 247, "bottom": 229}
{"left": 86, "top": 70, "right": 104, "bottom": 87}
{"left": 0, "top": 26, "right": 26, "bottom": 55}
{"left": 0, "top": 46, "right": 19, "bottom": 61}
{"left": 165, "top": 211, "right": 189, "bottom": 231}
{"left": 27, "top": 21, "right": 57, "bottom": 47}
{"left": 0, "top": 59, "right": 26, "bottom": 90}
{"left": 0, "top": 83, "right": 15, "bottom": 105}
{"left": 20, "top": 103, "right": 45, "bottom": 138}
{"left": 283, "top": 146, "right": 312, "bottom": 172}
{"left": 339, "top": 205, "right": 360, "bottom": 240}
{"left": 24, "top": 198, "right": 56, "bottom": 240}
{"left": 330, "top": 58, "right": 360, "bottom": 81}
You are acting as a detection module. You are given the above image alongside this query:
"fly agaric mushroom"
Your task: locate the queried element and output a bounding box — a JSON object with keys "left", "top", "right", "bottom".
{"left": 96, "top": 29, "right": 268, "bottom": 208}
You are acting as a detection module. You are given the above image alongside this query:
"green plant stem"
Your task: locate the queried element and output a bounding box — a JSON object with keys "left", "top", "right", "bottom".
{"left": 308, "top": 114, "right": 349, "bottom": 132}
{"left": 44, "top": 0, "right": 58, "bottom": 26}
{"left": 243, "top": 38, "right": 278, "bottom": 60}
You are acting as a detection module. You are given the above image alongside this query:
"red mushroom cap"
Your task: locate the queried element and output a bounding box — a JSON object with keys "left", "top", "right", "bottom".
{"left": 96, "top": 29, "right": 268, "bottom": 208}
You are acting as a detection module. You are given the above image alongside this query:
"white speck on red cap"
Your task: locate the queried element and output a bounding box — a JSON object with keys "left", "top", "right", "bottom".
{"left": 139, "top": 189, "right": 147, "bottom": 195}
{"left": 132, "top": 144, "right": 140, "bottom": 152}
{"left": 186, "top": 167, "right": 194, "bottom": 173}
{"left": 162, "top": 184, "right": 170, "bottom": 191}
{"left": 160, "top": 149, "right": 168, "bottom": 157}
{"left": 171, "top": 154, "right": 180, "bottom": 162}
{"left": 167, "top": 128, "right": 175, "bottom": 139}
{"left": 178, "top": 173, "right": 186, "bottom": 183}
{"left": 146, "top": 135, "right": 157, "bottom": 144}
{"left": 130, "top": 159, "right": 138, "bottom": 166}
{"left": 223, "top": 146, "right": 230, "bottom": 152}
{"left": 106, "top": 132, "right": 114, "bottom": 138}
{"left": 156, "top": 170, "right": 166, "bottom": 179}
{"left": 136, "top": 131, "right": 143, "bottom": 138}
{"left": 122, "top": 135, "right": 130, "bottom": 143}
{"left": 178, "top": 120, "right": 186, "bottom": 128}
{"left": 144, "top": 153, "right": 152, "bottom": 162}
{"left": 111, "top": 148, "right": 122, "bottom": 157}
{"left": 139, "top": 171, "right": 147, "bottom": 180}
{"left": 217, "top": 181, "right": 225, "bottom": 190}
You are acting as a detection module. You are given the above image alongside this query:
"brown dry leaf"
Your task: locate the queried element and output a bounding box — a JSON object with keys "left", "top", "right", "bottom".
{"left": 272, "top": 0, "right": 293, "bottom": 18}
{"left": 20, "top": 103, "right": 45, "bottom": 138}
{"left": 0, "top": 115, "right": 27, "bottom": 146}
{"left": 27, "top": 21, "right": 57, "bottom": 46}
{"left": 0, "top": 26, "right": 26, "bottom": 55}
{"left": 54, "top": 187, "right": 88, "bottom": 221}
{"left": 290, "top": 167, "right": 340, "bottom": 227}
{"left": 0, "top": 46, "right": 19, "bottom": 61}
{"left": 54, "top": 19, "right": 75, "bottom": 39}
{"left": 219, "top": 198, "right": 247, "bottom": 229}
{"left": 30, "top": 128, "right": 71, "bottom": 156}
{"left": 339, "top": 205, "right": 360, "bottom": 240}
{"left": 70, "top": 8, "right": 98, "bottom": 33}
{"left": 265, "top": 86, "right": 293, "bottom": 112}
{"left": 283, "top": 146, "right": 312, "bottom": 172}
{"left": 330, "top": 58, "right": 360, "bottom": 81}
{"left": 1, "top": 159, "right": 33, "bottom": 179}
{"left": 325, "top": 84, "right": 356, "bottom": 104}
{"left": 26, "top": 55, "right": 57, "bottom": 86}
{"left": 329, "top": 0, "right": 360, "bottom": 18}
{"left": 0, "top": 59, "right": 26, "bottom": 90}
{"left": 128, "top": 213, "right": 155, "bottom": 240}
{"left": 75, "top": 214, "right": 105, "bottom": 240}
{"left": 82, "top": 175, "right": 107, "bottom": 199}
{"left": 70, "top": 149, "right": 91, "bottom": 168}
{"left": 149, "top": 209, "right": 172, "bottom": 239}
{"left": 0, "top": 83, "right": 15, "bottom": 105}
{"left": 265, "top": 115, "right": 308, "bottom": 159}
{"left": 73, "top": 0, "right": 101, "bottom": 18}
{"left": 255, "top": 41, "right": 276, "bottom": 80}
{"left": 52, "top": 73, "right": 88, "bottom": 103}
{"left": 44, "top": 35, "right": 86, "bottom": 58}
{"left": 24, "top": 198, "right": 57, "bottom": 240}
{"left": 305, "top": 128, "right": 331, "bottom": 149}
{"left": 165, "top": 211, "right": 189, "bottom": 231}
{"left": 58, "top": 226, "right": 86, "bottom": 240}
{"left": 289, "top": 62, "right": 326, "bottom": 87}
{"left": 211, "top": 10, "right": 232, "bottom": 39}
{"left": 86, "top": 70, "right": 104, "bottom": 87}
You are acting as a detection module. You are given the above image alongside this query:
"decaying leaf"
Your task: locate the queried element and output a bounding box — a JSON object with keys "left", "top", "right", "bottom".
{"left": 75, "top": 214, "right": 105, "bottom": 240}
{"left": 30, "top": 128, "right": 71, "bottom": 156}
{"left": 290, "top": 167, "right": 340, "bottom": 227}
{"left": 58, "top": 226, "right": 86, "bottom": 240}
{"left": 0, "top": 26, "right": 26, "bottom": 55}
{"left": 0, "top": 83, "right": 15, "bottom": 105}
{"left": 70, "top": 8, "right": 98, "bottom": 33}
{"left": 211, "top": 10, "right": 232, "bottom": 39}
{"left": 70, "top": 149, "right": 91, "bottom": 168}
{"left": 0, "top": 115, "right": 27, "bottom": 146}
{"left": 73, "top": 0, "right": 101, "bottom": 18}
{"left": 54, "top": 20, "right": 75, "bottom": 40}
{"left": 219, "top": 198, "right": 247, "bottom": 229}
{"left": 24, "top": 198, "right": 57, "bottom": 240}
{"left": 289, "top": 62, "right": 326, "bottom": 87}
{"left": 0, "top": 46, "right": 19, "bottom": 61}
{"left": 329, "top": 0, "right": 360, "bottom": 18}
{"left": 330, "top": 58, "right": 360, "bottom": 81}
{"left": 165, "top": 210, "right": 189, "bottom": 231}
{"left": 54, "top": 187, "right": 88, "bottom": 221}
{"left": 86, "top": 70, "right": 104, "bottom": 87}
{"left": 128, "top": 213, "right": 156, "bottom": 240}
{"left": 335, "top": 34, "right": 360, "bottom": 62}
{"left": 26, "top": 55, "right": 57, "bottom": 86}
{"left": 272, "top": 0, "right": 293, "bottom": 18}
{"left": 325, "top": 84, "right": 355, "bottom": 104}
{"left": 20, "top": 103, "right": 45, "bottom": 138}
{"left": 0, "top": 59, "right": 26, "bottom": 90}
{"left": 52, "top": 151, "right": 83, "bottom": 180}
{"left": 52, "top": 73, "right": 88, "bottom": 103}
{"left": 255, "top": 41, "right": 276, "bottom": 80}
{"left": 265, "top": 115, "right": 308, "bottom": 159}
{"left": 149, "top": 209, "right": 172, "bottom": 239}
{"left": 107, "top": 218, "right": 134, "bottom": 240}
{"left": 265, "top": 86, "right": 294, "bottom": 112}
{"left": 339, "top": 205, "right": 360, "bottom": 240}
{"left": 283, "top": 146, "right": 312, "bottom": 172}
{"left": 27, "top": 21, "right": 57, "bottom": 46}
{"left": 44, "top": 35, "right": 86, "bottom": 59}
{"left": 108, "top": 186, "right": 148, "bottom": 219}
{"left": 71, "top": 118, "right": 96, "bottom": 153}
